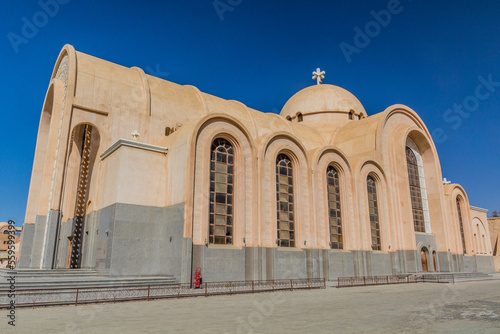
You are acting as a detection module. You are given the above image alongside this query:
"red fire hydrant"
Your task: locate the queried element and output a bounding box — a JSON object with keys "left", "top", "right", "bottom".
{"left": 194, "top": 267, "right": 202, "bottom": 288}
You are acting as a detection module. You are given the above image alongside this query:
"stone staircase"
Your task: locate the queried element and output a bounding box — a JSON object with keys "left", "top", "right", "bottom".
{"left": 0, "top": 268, "right": 177, "bottom": 290}
{"left": 448, "top": 272, "right": 494, "bottom": 281}
{"left": 416, "top": 272, "right": 495, "bottom": 282}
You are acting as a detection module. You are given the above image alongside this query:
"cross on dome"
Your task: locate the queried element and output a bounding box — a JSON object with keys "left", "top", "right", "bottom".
{"left": 312, "top": 68, "right": 325, "bottom": 85}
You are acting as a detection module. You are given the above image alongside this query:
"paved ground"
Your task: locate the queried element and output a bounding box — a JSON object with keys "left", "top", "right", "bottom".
{"left": 1, "top": 280, "right": 500, "bottom": 334}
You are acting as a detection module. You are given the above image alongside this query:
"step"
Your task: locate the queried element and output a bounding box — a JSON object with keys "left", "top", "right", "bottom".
{"left": 0, "top": 277, "right": 178, "bottom": 291}
{"left": 0, "top": 275, "right": 174, "bottom": 282}
{"left": 1, "top": 275, "right": 99, "bottom": 279}
{"left": 417, "top": 272, "right": 494, "bottom": 281}
{"left": 0, "top": 268, "right": 96, "bottom": 272}
{"left": 0, "top": 269, "right": 98, "bottom": 277}
{"left": 452, "top": 272, "right": 492, "bottom": 277}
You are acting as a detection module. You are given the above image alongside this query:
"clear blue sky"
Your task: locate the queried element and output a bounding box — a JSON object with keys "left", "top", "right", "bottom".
{"left": 1, "top": 0, "right": 499, "bottom": 226}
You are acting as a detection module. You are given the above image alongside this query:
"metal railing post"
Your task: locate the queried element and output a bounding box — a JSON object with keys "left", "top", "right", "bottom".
{"left": 147, "top": 285, "right": 150, "bottom": 301}
{"left": 252, "top": 280, "right": 254, "bottom": 294}
{"left": 75, "top": 288, "right": 79, "bottom": 306}
{"left": 205, "top": 282, "right": 208, "bottom": 297}
{"left": 290, "top": 279, "right": 293, "bottom": 292}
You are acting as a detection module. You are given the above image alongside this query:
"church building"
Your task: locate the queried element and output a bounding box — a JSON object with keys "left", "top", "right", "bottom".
{"left": 17, "top": 45, "right": 494, "bottom": 282}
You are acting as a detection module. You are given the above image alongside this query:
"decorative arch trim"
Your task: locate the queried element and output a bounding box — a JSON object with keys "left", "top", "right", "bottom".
{"left": 188, "top": 115, "right": 256, "bottom": 247}
{"left": 313, "top": 146, "right": 355, "bottom": 250}
{"left": 259, "top": 131, "right": 310, "bottom": 166}
{"left": 358, "top": 162, "right": 390, "bottom": 251}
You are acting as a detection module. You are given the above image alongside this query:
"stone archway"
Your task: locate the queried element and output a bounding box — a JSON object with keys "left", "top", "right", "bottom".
{"left": 421, "top": 247, "right": 429, "bottom": 272}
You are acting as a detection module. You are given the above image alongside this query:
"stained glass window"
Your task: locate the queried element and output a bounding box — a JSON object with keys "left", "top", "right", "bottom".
{"left": 456, "top": 198, "right": 466, "bottom": 254}
{"left": 327, "top": 166, "right": 343, "bottom": 249}
{"left": 276, "top": 154, "right": 295, "bottom": 247}
{"left": 406, "top": 147, "right": 425, "bottom": 232}
{"left": 367, "top": 176, "right": 381, "bottom": 250}
{"left": 209, "top": 138, "right": 234, "bottom": 245}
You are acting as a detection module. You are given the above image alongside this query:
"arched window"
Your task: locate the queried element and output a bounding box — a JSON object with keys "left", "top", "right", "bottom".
{"left": 297, "top": 113, "right": 303, "bottom": 122}
{"left": 3, "top": 230, "right": 9, "bottom": 235}
{"left": 406, "top": 147, "right": 425, "bottom": 232}
{"left": 367, "top": 176, "right": 381, "bottom": 250}
{"left": 209, "top": 138, "right": 234, "bottom": 245}
{"left": 327, "top": 166, "right": 343, "bottom": 249}
{"left": 474, "top": 232, "right": 479, "bottom": 254}
{"left": 456, "top": 198, "right": 466, "bottom": 254}
{"left": 276, "top": 154, "right": 294, "bottom": 247}
{"left": 348, "top": 111, "right": 354, "bottom": 120}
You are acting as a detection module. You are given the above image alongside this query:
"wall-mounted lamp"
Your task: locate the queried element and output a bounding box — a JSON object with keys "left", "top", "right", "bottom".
{"left": 169, "top": 235, "right": 172, "bottom": 242}
{"left": 205, "top": 238, "right": 208, "bottom": 247}
{"left": 243, "top": 237, "right": 246, "bottom": 244}
{"left": 388, "top": 245, "right": 391, "bottom": 250}
{"left": 304, "top": 240, "right": 307, "bottom": 246}
{"left": 131, "top": 130, "right": 140, "bottom": 140}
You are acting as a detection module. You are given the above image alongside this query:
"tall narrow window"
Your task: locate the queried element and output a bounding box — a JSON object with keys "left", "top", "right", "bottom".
{"left": 327, "top": 166, "right": 343, "bottom": 249}
{"left": 209, "top": 138, "right": 234, "bottom": 245}
{"left": 276, "top": 154, "right": 294, "bottom": 247}
{"left": 456, "top": 198, "right": 466, "bottom": 254}
{"left": 70, "top": 125, "right": 93, "bottom": 269}
{"left": 367, "top": 176, "right": 381, "bottom": 250}
{"left": 406, "top": 147, "right": 425, "bottom": 232}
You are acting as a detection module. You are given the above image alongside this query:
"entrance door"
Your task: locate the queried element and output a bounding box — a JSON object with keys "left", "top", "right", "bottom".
{"left": 432, "top": 251, "right": 437, "bottom": 272}
{"left": 421, "top": 248, "right": 429, "bottom": 272}
{"left": 66, "top": 238, "right": 73, "bottom": 268}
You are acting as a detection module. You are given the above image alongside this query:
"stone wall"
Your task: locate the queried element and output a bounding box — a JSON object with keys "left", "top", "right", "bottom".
{"left": 488, "top": 217, "right": 500, "bottom": 272}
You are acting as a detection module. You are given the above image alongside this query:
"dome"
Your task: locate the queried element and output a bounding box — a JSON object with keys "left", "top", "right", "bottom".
{"left": 280, "top": 84, "right": 367, "bottom": 121}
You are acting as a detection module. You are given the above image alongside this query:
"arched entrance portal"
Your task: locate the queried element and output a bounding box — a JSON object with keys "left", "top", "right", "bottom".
{"left": 421, "top": 247, "right": 429, "bottom": 273}
{"left": 66, "top": 124, "right": 99, "bottom": 269}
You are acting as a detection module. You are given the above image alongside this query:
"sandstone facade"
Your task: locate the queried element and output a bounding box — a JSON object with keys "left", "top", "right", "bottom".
{"left": 17, "top": 45, "right": 495, "bottom": 281}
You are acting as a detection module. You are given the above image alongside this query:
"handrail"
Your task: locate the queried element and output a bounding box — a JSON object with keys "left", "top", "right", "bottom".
{"left": 0, "top": 278, "right": 326, "bottom": 309}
